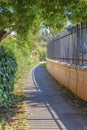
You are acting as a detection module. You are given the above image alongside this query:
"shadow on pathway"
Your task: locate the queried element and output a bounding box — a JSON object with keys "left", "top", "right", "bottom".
{"left": 26, "top": 64, "right": 87, "bottom": 130}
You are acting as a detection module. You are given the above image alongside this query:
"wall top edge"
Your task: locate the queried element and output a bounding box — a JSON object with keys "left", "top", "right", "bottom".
{"left": 47, "top": 59, "right": 87, "bottom": 71}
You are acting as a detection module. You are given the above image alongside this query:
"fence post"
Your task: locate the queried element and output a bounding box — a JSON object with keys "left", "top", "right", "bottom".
{"left": 81, "top": 22, "right": 84, "bottom": 66}
{"left": 76, "top": 24, "right": 79, "bottom": 65}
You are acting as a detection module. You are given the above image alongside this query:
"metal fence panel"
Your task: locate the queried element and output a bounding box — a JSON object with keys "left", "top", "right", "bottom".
{"left": 47, "top": 23, "right": 87, "bottom": 66}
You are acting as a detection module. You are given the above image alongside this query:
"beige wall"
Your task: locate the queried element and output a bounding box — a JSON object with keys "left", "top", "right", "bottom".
{"left": 47, "top": 59, "right": 87, "bottom": 101}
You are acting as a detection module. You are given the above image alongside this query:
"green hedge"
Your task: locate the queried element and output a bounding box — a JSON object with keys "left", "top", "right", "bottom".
{"left": 0, "top": 37, "right": 33, "bottom": 107}
{"left": 0, "top": 46, "right": 17, "bottom": 107}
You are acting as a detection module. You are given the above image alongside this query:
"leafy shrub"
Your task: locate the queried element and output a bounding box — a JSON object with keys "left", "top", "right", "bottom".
{"left": 0, "top": 46, "right": 17, "bottom": 107}
{"left": 0, "top": 37, "right": 38, "bottom": 107}
{"left": 0, "top": 36, "right": 45, "bottom": 107}
{"left": 39, "top": 51, "right": 46, "bottom": 61}
{"left": 37, "top": 47, "right": 46, "bottom": 61}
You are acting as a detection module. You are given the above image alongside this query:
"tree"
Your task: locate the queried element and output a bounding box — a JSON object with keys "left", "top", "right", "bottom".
{"left": 0, "top": 0, "right": 87, "bottom": 42}
{"left": 60, "top": 0, "right": 87, "bottom": 23}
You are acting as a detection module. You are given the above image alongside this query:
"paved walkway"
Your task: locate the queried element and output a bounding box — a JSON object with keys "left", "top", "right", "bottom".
{"left": 26, "top": 64, "right": 87, "bottom": 130}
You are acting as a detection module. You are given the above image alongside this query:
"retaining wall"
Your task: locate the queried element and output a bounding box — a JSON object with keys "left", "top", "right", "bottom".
{"left": 46, "top": 59, "right": 87, "bottom": 101}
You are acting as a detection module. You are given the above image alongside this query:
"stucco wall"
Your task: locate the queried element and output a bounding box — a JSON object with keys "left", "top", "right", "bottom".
{"left": 46, "top": 59, "right": 87, "bottom": 101}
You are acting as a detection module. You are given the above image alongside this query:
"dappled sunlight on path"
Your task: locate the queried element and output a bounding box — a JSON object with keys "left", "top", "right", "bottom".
{"left": 26, "top": 64, "right": 87, "bottom": 130}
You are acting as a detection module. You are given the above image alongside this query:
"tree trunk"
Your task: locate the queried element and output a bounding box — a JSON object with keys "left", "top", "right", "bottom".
{"left": 0, "top": 28, "right": 12, "bottom": 42}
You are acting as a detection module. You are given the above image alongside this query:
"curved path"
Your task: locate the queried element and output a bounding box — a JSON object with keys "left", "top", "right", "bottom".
{"left": 26, "top": 63, "right": 87, "bottom": 130}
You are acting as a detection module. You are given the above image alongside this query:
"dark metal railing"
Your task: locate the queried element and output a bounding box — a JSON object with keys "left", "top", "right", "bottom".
{"left": 47, "top": 22, "right": 87, "bottom": 66}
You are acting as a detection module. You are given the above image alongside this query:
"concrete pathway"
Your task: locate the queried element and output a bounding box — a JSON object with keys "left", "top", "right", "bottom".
{"left": 26, "top": 64, "right": 87, "bottom": 130}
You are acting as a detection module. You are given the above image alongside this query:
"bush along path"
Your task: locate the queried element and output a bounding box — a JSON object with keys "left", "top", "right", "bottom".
{"left": 0, "top": 37, "right": 37, "bottom": 130}
{"left": 26, "top": 63, "right": 87, "bottom": 130}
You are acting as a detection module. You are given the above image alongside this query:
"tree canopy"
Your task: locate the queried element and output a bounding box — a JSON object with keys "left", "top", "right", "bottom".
{"left": 0, "top": 0, "right": 87, "bottom": 42}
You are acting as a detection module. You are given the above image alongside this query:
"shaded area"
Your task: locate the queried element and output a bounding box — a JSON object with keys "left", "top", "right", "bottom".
{"left": 0, "top": 93, "right": 27, "bottom": 129}
{"left": 0, "top": 46, "right": 27, "bottom": 129}
{"left": 0, "top": 46, "right": 17, "bottom": 107}
{"left": 26, "top": 64, "right": 87, "bottom": 130}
